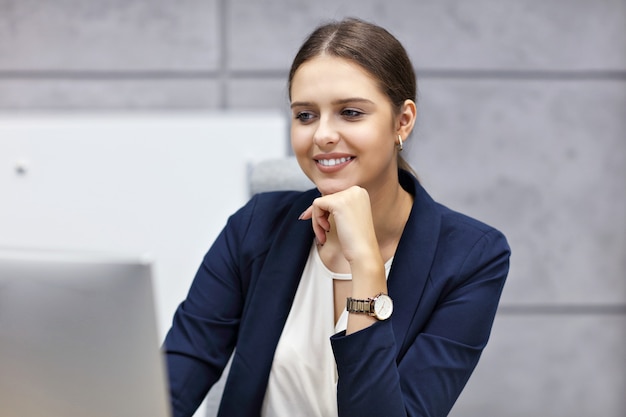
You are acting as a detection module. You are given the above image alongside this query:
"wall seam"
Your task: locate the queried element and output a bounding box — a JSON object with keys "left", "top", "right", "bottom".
{"left": 0, "top": 69, "right": 623, "bottom": 81}
{"left": 217, "top": 0, "right": 229, "bottom": 109}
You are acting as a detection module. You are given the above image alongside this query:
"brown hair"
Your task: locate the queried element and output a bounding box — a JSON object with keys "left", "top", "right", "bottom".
{"left": 288, "top": 18, "right": 417, "bottom": 175}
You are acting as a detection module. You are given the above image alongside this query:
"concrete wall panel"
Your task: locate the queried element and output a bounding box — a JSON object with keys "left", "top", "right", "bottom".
{"left": 227, "top": 0, "right": 626, "bottom": 71}
{"left": 411, "top": 79, "right": 626, "bottom": 306}
{"left": 0, "top": 0, "right": 220, "bottom": 71}
{"left": 226, "top": 78, "right": 289, "bottom": 110}
{"left": 450, "top": 314, "right": 626, "bottom": 417}
{"left": 0, "top": 79, "right": 221, "bottom": 109}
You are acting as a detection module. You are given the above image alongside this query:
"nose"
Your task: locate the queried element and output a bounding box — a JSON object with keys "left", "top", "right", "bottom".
{"left": 313, "top": 115, "right": 340, "bottom": 149}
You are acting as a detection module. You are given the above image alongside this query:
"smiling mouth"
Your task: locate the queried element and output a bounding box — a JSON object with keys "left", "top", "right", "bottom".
{"left": 315, "top": 156, "right": 354, "bottom": 167}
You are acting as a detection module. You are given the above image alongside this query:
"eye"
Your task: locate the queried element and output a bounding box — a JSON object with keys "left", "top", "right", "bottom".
{"left": 341, "top": 108, "right": 364, "bottom": 119}
{"left": 295, "top": 111, "right": 316, "bottom": 123}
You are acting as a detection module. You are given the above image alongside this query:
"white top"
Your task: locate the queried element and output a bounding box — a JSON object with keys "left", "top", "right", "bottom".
{"left": 261, "top": 244, "right": 393, "bottom": 417}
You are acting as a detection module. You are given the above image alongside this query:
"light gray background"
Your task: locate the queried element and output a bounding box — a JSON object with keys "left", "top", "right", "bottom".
{"left": 1, "top": 1, "right": 625, "bottom": 416}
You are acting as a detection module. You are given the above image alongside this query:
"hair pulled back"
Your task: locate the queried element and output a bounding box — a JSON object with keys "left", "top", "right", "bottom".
{"left": 288, "top": 18, "right": 417, "bottom": 174}
{"left": 289, "top": 18, "right": 416, "bottom": 111}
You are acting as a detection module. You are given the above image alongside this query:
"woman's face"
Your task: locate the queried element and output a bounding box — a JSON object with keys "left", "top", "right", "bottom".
{"left": 290, "top": 55, "right": 401, "bottom": 196}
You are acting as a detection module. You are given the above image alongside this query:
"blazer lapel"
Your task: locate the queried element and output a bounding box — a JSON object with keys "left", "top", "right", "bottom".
{"left": 218, "top": 189, "right": 318, "bottom": 416}
{"left": 388, "top": 174, "right": 442, "bottom": 360}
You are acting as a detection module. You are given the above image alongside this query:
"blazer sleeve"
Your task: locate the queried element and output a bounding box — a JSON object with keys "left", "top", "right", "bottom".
{"left": 162, "top": 197, "right": 257, "bottom": 417}
{"left": 331, "top": 227, "right": 510, "bottom": 417}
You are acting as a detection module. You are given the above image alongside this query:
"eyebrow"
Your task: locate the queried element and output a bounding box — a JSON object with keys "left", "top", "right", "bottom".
{"left": 290, "top": 97, "right": 375, "bottom": 108}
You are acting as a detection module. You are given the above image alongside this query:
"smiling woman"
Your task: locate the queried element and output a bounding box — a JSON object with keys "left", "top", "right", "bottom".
{"left": 288, "top": 18, "right": 417, "bottom": 177}
{"left": 289, "top": 54, "right": 414, "bottom": 197}
{"left": 163, "top": 18, "right": 511, "bottom": 417}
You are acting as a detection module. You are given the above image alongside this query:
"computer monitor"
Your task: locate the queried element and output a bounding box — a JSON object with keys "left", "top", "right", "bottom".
{"left": 0, "top": 248, "right": 172, "bottom": 417}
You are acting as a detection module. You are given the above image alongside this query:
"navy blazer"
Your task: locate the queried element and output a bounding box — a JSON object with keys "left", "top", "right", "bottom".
{"left": 163, "top": 171, "right": 510, "bottom": 417}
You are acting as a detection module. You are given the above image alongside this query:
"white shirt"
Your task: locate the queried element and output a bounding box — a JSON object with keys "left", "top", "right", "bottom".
{"left": 261, "top": 244, "right": 393, "bottom": 417}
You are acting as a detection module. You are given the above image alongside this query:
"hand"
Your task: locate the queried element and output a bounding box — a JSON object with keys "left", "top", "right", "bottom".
{"left": 300, "top": 186, "right": 388, "bottom": 334}
{"left": 299, "top": 186, "right": 379, "bottom": 264}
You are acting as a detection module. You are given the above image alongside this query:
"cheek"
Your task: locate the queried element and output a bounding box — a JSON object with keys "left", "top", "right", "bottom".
{"left": 290, "top": 125, "right": 310, "bottom": 155}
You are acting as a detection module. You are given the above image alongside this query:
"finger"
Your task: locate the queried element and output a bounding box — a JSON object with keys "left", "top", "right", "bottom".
{"left": 298, "top": 205, "right": 313, "bottom": 220}
{"left": 312, "top": 204, "right": 331, "bottom": 232}
{"left": 311, "top": 205, "right": 330, "bottom": 245}
{"left": 298, "top": 204, "right": 328, "bottom": 245}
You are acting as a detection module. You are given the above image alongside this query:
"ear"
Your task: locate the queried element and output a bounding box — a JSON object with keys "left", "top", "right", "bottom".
{"left": 395, "top": 99, "right": 417, "bottom": 141}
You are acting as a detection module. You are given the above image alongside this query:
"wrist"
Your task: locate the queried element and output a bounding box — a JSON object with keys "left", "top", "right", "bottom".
{"left": 348, "top": 252, "right": 384, "bottom": 277}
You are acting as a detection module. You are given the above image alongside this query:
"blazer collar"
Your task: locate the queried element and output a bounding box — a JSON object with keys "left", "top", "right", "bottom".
{"left": 388, "top": 171, "right": 442, "bottom": 359}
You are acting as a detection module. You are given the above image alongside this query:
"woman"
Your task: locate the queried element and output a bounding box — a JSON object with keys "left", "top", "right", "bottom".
{"left": 164, "top": 18, "right": 510, "bottom": 417}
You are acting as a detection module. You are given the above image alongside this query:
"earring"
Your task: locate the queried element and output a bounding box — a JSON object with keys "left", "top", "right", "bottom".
{"left": 397, "top": 135, "right": 403, "bottom": 152}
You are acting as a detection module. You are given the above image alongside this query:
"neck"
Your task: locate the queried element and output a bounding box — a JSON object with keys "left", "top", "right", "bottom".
{"left": 321, "top": 171, "right": 413, "bottom": 267}
{"left": 368, "top": 175, "right": 413, "bottom": 251}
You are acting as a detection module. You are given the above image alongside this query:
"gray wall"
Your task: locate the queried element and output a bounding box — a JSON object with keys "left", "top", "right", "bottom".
{"left": 1, "top": 0, "right": 625, "bottom": 416}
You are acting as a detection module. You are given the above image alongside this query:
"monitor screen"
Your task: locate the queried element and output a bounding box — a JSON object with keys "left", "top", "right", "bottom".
{"left": 0, "top": 248, "right": 172, "bottom": 417}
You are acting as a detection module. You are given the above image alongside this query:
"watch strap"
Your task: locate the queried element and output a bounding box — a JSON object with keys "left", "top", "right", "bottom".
{"left": 346, "top": 297, "right": 374, "bottom": 315}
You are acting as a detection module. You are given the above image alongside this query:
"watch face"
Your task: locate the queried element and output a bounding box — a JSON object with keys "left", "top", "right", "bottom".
{"left": 373, "top": 294, "right": 393, "bottom": 320}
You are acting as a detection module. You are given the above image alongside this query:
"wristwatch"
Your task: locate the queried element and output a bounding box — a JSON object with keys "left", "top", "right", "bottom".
{"left": 346, "top": 293, "right": 393, "bottom": 320}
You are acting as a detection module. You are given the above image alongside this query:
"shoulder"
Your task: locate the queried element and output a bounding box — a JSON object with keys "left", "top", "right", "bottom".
{"left": 400, "top": 171, "right": 510, "bottom": 279}
{"left": 248, "top": 189, "right": 318, "bottom": 213}
{"left": 402, "top": 170, "right": 509, "bottom": 252}
{"left": 241, "top": 188, "right": 319, "bottom": 221}
{"left": 424, "top": 203, "right": 511, "bottom": 300}
{"left": 436, "top": 203, "right": 510, "bottom": 268}
{"left": 226, "top": 188, "right": 320, "bottom": 239}
{"left": 437, "top": 202, "right": 507, "bottom": 245}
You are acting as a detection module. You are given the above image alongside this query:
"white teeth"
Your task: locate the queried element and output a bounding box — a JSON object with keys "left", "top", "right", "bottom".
{"left": 318, "top": 157, "right": 351, "bottom": 166}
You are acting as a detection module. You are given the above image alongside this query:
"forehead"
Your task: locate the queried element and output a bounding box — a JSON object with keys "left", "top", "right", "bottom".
{"left": 290, "top": 55, "right": 385, "bottom": 102}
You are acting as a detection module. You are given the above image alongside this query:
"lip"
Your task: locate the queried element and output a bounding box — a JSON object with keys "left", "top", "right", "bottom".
{"left": 313, "top": 153, "right": 355, "bottom": 173}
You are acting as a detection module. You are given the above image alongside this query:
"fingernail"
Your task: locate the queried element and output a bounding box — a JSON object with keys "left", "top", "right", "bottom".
{"left": 298, "top": 211, "right": 305, "bottom": 220}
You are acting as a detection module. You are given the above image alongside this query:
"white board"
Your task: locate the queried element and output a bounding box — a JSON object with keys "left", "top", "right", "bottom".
{"left": 0, "top": 112, "right": 288, "bottom": 340}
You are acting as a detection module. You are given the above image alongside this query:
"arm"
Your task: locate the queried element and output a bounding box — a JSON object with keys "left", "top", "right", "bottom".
{"left": 162, "top": 199, "right": 256, "bottom": 417}
{"left": 331, "top": 228, "right": 510, "bottom": 417}
{"left": 299, "top": 186, "right": 388, "bottom": 334}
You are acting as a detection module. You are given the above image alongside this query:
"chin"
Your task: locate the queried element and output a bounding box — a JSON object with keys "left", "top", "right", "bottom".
{"left": 314, "top": 178, "right": 355, "bottom": 196}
